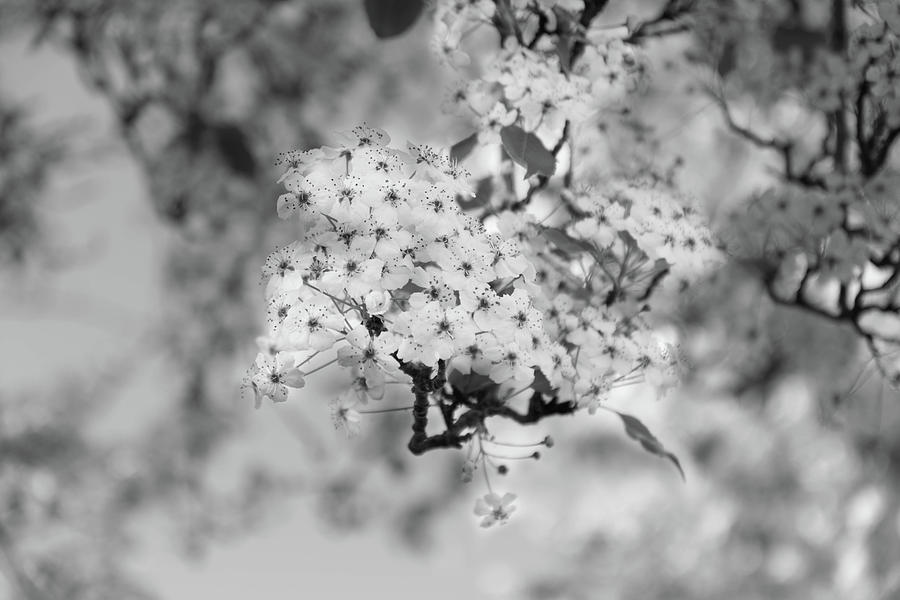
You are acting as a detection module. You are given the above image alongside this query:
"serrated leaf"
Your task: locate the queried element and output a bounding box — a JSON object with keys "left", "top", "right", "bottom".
{"left": 363, "top": 0, "right": 424, "bottom": 39}
{"left": 614, "top": 411, "right": 685, "bottom": 480}
{"left": 500, "top": 125, "right": 556, "bottom": 179}
{"left": 450, "top": 132, "right": 478, "bottom": 164}
{"left": 457, "top": 177, "right": 492, "bottom": 211}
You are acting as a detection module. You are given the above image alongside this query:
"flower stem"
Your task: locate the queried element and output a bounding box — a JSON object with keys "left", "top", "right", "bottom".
{"left": 303, "top": 357, "right": 339, "bottom": 376}
{"left": 358, "top": 406, "right": 414, "bottom": 414}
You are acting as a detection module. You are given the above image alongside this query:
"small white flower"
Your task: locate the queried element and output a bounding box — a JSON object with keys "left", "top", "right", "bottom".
{"left": 432, "top": 20, "right": 470, "bottom": 68}
{"left": 364, "top": 290, "right": 392, "bottom": 315}
{"left": 284, "top": 303, "right": 345, "bottom": 351}
{"left": 574, "top": 374, "right": 612, "bottom": 415}
{"left": 330, "top": 394, "right": 361, "bottom": 437}
{"left": 333, "top": 123, "right": 391, "bottom": 151}
{"left": 337, "top": 326, "right": 401, "bottom": 390}
{"left": 485, "top": 342, "right": 534, "bottom": 385}
{"left": 247, "top": 352, "right": 306, "bottom": 408}
{"left": 474, "top": 492, "right": 517, "bottom": 527}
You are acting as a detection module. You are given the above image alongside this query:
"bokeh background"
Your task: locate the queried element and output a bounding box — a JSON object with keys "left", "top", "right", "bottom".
{"left": 1, "top": 1, "right": 900, "bottom": 599}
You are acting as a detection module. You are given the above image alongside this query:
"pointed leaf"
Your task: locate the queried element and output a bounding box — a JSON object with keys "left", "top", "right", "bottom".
{"left": 556, "top": 36, "right": 572, "bottom": 73}
{"left": 363, "top": 0, "right": 424, "bottom": 39}
{"left": 500, "top": 125, "right": 556, "bottom": 178}
{"left": 541, "top": 226, "right": 595, "bottom": 256}
{"left": 552, "top": 7, "right": 577, "bottom": 72}
{"left": 450, "top": 132, "right": 479, "bottom": 164}
{"left": 614, "top": 411, "right": 685, "bottom": 480}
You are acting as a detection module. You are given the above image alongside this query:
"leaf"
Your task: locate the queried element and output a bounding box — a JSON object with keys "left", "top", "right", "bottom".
{"left": 614, "top": 411, "right": 685, "bottom": 480}
{"left": 624, "top": 14, "right": 643, "bottom": 37}
{"left": 211, "top": 122, "right": 257, "bottom": 178}
{"left": 716, "top": 40, "right": 737, "bottom": 79}
{"left": 450, "top": 132, "right": 478, "bottom": 164}
{"left": 634, "top": 258, "right": 671, "bottom": 301}
{"left": 500, "top": 125, "right": 556, "bottom": 179}
{"left": 447, "top": 370, "right": 496, "bottom": 395}
{"left": 363, "top": 0, "right": 424, "bottom": 39}
{"left": 457, "top": 177, "right": 492, "bottom": 211}
{"left": 552, "top": 7, "right": 578, "bottom": 72}
{"left": 569, "top": 285, "right": 594, "bottom": 302}
{"left": 492, "top": 0, "right": 520, "bottom": 42}
{"left": 616, "top": 229, "right": 640, "bottom": 251}
{"left": 540, "top": 226, "right": 595, "bottom": 257}
{"left": 555, "top": 36, "right": 571, "bottom": 73}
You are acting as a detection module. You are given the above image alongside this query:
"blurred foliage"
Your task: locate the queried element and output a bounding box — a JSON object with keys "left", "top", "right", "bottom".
{"left": 0, "top": 0, "right": 445, "bottom": 597}
{"left": 0, "top": 95, "right": 66, "bottom": 268}
{"left": 509, "top": 384, "right": 900, "bottom": 600}
{"left": 0, "top": 370, "right": 151, "bottom": 600}
{"left": 1, "top": 0, "right": 900, "bottom": 599}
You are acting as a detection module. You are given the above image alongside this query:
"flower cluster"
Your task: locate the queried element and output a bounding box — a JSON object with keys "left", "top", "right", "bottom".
{"left": 567, "top": 181, "right": 722, "bottom": 296}
{"left": 850, "top": 17, "right": 900, "bottom": 128}
{"left": 249, "top": 125, "right": 562, "bottom": 404}
{"left": 244, "top": 0, "right": 721, "bottom": 528}
{"left": 438, "top": 0, "right": 644, "bottom": 141}
{"left": 245, "top": 122, "right": 716, "bottom": 524}
{"left": 733, "top": 171, "right": 900, "bottom": 288}
{"left": 799, "top": 13, "right": 900, "bottom": 124}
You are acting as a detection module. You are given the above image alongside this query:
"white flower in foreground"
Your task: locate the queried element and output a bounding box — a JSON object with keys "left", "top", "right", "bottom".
{"left": 320, "top": 249, "right": 385, "bottom": 298}
{"left": 247, "top": 352, "right": 306, "bottom": 408}
{"left": 337, "top": 326, "right": 401, "bottom": 389}
{"left": 474, "top": 492, "right": 517, "bottom": 528}
{"left": 411, "top": 302, "right": 476, "bottom": 362}
{"left": 337, "top": 123, "right": 391, "bottom": 149}
{"left": 448, "top": 334, "right": 495, "bottom": 376}
{"left": 485, "top": 343, "right": 534, "bottom": 385}
{"left": 277, "top": 174, "right": 319, "bottom": 220}
{"left": 284, "top": 303, "right": 346, "bottom": 352}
